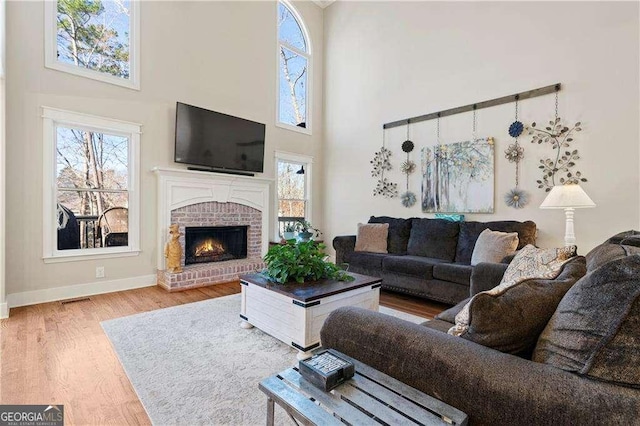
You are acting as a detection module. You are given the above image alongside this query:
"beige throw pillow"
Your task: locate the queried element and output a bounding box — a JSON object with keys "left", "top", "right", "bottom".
{"left": 354, "top": 223, "right": 389, "bottom": 253}
{"left": 471, "top": 229, "right": 519, "bottom": 266}
{"left": 449, "top": 244, "right": 578, "bottom": 338}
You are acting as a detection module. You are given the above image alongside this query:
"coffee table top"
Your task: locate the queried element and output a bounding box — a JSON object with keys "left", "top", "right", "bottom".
{"left": 239, "top": 272, "right": 381, "bottom": 303}
{"left": 259, "top": 349, "right": 468, "bottom": 425}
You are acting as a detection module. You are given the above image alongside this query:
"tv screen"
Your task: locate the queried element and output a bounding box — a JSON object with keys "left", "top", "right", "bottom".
{"left": 175, "top": 102, "right": 266, "bottom": 173}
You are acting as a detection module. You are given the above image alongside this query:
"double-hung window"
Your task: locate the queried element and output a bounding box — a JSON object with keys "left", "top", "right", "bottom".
{"left": 275, "top": 151, "right": 313, "bottom": 239}
{"left": 277, "top": 1, "right": 311, "bottom": 134}
{"left": 44, "top": 0, "right": 140, "bottom": 90}
{"left": 42, "top": 107, "right": 141, "bottom": 262}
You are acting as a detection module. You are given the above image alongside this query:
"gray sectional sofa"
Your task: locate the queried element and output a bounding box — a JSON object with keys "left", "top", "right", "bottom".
{"left": 333, "top": 216, "right": 537, "bottom": 305}
{"left": 321, "top": 232, "right": 640, "bottom": 425}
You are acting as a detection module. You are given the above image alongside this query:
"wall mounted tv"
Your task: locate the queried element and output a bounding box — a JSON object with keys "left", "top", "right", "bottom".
{"left": 175, "top": 102, "right": 266, "bottom": 175}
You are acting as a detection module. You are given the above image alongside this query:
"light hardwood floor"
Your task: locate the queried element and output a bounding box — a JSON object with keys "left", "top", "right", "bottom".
{"left": 0, "top": 282, "right": 447, "bottom": 425}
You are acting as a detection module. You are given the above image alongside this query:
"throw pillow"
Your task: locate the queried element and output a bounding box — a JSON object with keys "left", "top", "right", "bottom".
{"left": 470, "top": 229, "right": 519, "bottom": 266}
{"left": 354, "top": 223, "right": 389, "bottom": 253}
{"left": 448, "top": 244, "right": 580, "bottom": 354}
{"left": 406, "top": 218, "right": 460, "bottom": 261}
{"left": 368, "top": 216, "right": 412, "bottom": 254}
{"left": 435, "top": 213, "right": 465, "bottom": 222}
{"left": 533, "top": 254, "right": 640, "bottom": 388}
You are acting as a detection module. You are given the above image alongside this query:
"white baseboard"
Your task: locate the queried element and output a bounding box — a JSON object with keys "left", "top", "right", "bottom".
{"left": 6, "top": 274, "right": 157, "bottom": 310}
{"left": 0, "top": 302, "right": 8, "bottom": 319}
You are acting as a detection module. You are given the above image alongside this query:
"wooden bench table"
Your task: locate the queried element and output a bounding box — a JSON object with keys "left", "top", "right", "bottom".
{"left": 259, "top": 349, "right": 469, "bottom": 426}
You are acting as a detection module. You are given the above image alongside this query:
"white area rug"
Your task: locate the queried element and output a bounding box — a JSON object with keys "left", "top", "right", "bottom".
{"left": 101, "top": 293, "right": 426, "bottom": 425}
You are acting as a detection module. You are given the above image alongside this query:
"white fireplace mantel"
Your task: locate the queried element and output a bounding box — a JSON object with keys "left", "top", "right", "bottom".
{"left": 152, "top": 167, "right": 272, "bottom": 270}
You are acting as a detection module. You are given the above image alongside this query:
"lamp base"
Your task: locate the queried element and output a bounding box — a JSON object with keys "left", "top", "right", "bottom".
{"left": 564, "top": 208, "right": 576, "bottom": 247}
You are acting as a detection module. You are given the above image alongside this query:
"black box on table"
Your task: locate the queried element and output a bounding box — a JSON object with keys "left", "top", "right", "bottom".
{"left": 298, "top": 350, "right": 355, "bottom": 392}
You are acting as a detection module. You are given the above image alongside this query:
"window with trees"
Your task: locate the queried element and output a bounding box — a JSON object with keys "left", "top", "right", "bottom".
{"left": 44, "top": 0, "right": 140, "bottom": 90}
{"left": 42, "top": 107, "right": 141, "bottom": 262}
{"left": 275, "top": 151, "right": 312, "bottom": 239}
{"left": 277, "top": 1, "right": 310, "bottom": 133}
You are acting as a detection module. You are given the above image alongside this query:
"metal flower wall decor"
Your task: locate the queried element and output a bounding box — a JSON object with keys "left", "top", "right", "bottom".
{"left": 527, "top": 118, "right": 586, "bottom": 192}
{"left": 370, "top": 146, "right": 398, "bottom": 198}
{"left": 399, "top": 137, "right": 416, "bottom": 207}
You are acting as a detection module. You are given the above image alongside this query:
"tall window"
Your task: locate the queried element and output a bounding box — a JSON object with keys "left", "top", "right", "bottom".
{"left": 44, "top": 0, "right": 140, "bottom": 90}
{"left": 43, "top": 107, "right": 141, "bottom": 262}
{"left": 277, "top": 1, "right": 311, "bottom": 133}
{"left": 275, "top": 152, "right": 313, "bottom": 239}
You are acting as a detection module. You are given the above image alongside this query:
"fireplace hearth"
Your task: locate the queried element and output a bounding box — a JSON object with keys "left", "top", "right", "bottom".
{"left": 185, "top": 226, "right": 248, "bottom": 265}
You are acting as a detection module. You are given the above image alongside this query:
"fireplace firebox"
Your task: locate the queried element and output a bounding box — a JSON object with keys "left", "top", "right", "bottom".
{"left": 185, "top": 226, "right": 248, "bottom": 265}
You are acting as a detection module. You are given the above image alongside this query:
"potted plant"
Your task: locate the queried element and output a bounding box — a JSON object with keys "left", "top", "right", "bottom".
{"left": 296, "top": 220, "right": 320, "bottom": 242}
{"left": 282, "top": 223, "right": 296, "bottom": 241}
{"left": 263, "top": 240, "right": 354, "bottom": 284}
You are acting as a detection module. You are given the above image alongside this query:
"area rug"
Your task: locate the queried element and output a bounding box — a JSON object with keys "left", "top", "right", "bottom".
{"left": 101, "top": 293, "right": 427, "bottom": 425}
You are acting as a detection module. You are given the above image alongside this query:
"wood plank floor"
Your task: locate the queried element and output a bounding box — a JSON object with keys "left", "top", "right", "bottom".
{"left": 0, "top": 283, "right": 447, "bottom": 425}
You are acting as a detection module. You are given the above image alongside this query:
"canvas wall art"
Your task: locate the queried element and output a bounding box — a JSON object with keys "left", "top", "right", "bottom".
{"left": 421, "top": 138, "right": 495, "bottom": 213}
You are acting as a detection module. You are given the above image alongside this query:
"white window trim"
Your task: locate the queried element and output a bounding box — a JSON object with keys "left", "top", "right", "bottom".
{"left": 276, "top": 0, "right": 312, "bottom": 135}
{"left": 42, "top": 106, "right": 142, "bottom": 263}
{"left": 44, "top": 0, "right": 141, "bottom": 90}
{"left": 274, "top": 150, "right": 313, "bottom": 241}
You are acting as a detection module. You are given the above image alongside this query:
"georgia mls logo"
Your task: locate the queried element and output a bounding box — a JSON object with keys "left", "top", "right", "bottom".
{"left": 0, "top": 404, "right": 64, "bottom": 426}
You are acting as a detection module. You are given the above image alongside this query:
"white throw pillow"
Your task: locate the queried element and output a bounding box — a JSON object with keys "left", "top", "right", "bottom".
{"left": 470, "top": 229, "right": 519, "bottom": 266}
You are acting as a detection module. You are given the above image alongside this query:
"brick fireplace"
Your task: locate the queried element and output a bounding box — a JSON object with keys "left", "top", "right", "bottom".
{"left": 153, "top": 167, "right": 270, "bottom": 291}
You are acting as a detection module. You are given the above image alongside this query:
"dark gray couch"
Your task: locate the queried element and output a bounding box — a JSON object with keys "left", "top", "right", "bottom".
{"left": 321, "top": 233, "right": 640, "bottom": 425}
{"left": 333, "top": 216, "right": 537, "bottom": 304}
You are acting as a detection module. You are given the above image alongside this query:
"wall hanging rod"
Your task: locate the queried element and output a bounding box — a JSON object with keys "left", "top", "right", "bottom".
{"left": 383, "top": 83, "right": 561, "bottom": 130}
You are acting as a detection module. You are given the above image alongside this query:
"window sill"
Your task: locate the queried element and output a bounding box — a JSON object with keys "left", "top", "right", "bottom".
{"left": 45, "top": 61, "right": 140, "bottom": 91}
{"left": 275, "top": 121, "right": 312, "bottom": 135}
{"left": 43, "top": 249, "right": 141, "bottom": 264}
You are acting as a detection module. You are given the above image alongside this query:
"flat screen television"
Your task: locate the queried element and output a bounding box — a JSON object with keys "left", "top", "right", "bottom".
{"left": 174, "top": 102, "right": 266, "bottom": 174}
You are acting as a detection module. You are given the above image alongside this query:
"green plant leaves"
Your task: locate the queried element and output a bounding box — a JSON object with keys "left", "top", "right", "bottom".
{"left": 263, "top": 241, "right": 354, "bottom": 284}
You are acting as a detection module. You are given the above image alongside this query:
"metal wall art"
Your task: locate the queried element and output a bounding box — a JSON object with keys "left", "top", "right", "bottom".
{"left": 370, "top": 131, "right": 398, "bottom": 198}
{"left": 527, "top": 90, "right": 586, "bottom": 192}
{"left": 400, "top": 127, "right": 417, "bottom": 208}
{"left": 504, "top": 97, "right": 529, "bottom": 208}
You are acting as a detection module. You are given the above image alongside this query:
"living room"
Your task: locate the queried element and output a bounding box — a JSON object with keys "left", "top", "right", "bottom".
{"left": 1, "top": 0, "right": 639, "bottom": 424}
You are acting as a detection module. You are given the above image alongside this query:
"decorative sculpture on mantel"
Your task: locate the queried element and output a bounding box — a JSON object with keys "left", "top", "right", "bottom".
{"left": 165, "top": 224, "right": 183, "bottom": 273}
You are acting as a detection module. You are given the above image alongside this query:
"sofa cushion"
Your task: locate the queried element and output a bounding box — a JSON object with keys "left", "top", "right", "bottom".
{"left": 470, "top": 229, "right": 519, "bottom": 266}
{"left": 344, "top": 252, "right": 387, "bottom": 272}
{"left": 407, "top": 218, "right": 460, "bottom": 261}
{"left": 368, "top": 216, "right": 413, "bottom": 254}
{"left": 533, "top": 254, "right": 640, "bottom": 388}
{"left": 585, "top": 242, "right": 640, "bottom": 272}
{"left": 382, "top": 255, "right": 447, "bottom": 279}
{"left": 449, "top": 246, "right": 584, "bottom": 355}
{"left": 354, "top": 223, "right": 389, "bottom": 253}
{"left": 455, "top": 220, "right": 537, "bottom": 264}
{"left": 434, "top": 297, "right": 470, "bottom": 323}
{"left": 432, "top": 263, "right": 473, "bottom": 285}
{"left": 607, "top": 230, "right": 640, "bottom": 246}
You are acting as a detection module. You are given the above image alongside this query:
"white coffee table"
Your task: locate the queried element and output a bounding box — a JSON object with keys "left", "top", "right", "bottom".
{"left": 239, "top": 272, "right": 381, "bottom": 360}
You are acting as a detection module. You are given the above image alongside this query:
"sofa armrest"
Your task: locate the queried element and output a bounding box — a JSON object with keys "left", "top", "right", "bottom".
{"left": 333, "top": 235, "right": 356, "bottom": 265}
{"left": 320, "top": 307, "right": 640, "bottom": 425}
{"left": 470, "top": 262, "right": 508, "bottom": 295}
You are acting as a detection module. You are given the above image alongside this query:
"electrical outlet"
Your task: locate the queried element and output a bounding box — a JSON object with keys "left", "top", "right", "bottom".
{"left": 96, "top": 266, "right": 105, "bottom": 279}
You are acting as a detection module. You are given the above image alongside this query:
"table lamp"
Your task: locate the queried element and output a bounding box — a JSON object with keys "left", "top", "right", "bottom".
{"left": 540, "top": 184, "right": 596, "bottom": 246}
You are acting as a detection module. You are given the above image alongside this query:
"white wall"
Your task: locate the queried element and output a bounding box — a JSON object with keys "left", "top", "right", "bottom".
{"left": 5, "top": 1, "right": 323, "bottom": 301}
{"left": 323, "top": 1, "right": 639, "bottom": 254}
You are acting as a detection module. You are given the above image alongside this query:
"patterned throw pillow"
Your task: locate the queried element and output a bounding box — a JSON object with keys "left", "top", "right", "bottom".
{"left": 354, "top": 223, "right": 389, "bottom": 253}
{"left": 449, "top": 244, "right": 577, "bottom": 337}
{"left": 470, "top": 229, "right": 519, "bottom": 266}
{"left": 435, "top": 213, "right": 465, "bottom": 222}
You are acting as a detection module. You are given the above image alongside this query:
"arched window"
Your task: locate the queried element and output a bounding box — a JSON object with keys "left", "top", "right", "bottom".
{"left": 277, "top": 1, "right": 311, "bottom": 133}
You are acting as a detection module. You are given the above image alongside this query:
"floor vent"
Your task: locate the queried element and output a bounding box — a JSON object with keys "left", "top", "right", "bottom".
{"left": 60, "top": 297, "right": 91, "bottom": 305}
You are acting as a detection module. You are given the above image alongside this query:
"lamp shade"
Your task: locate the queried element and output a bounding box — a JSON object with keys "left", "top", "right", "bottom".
{"left": 540, "top": 184, "right": 596, "bottom": 209}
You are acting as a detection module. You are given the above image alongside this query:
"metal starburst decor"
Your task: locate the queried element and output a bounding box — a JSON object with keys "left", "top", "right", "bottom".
{"left": 401, "top": 191, "right": 416, "bottom": 207}
{"left": 400, "top": 160, "right": 416, "bottom": 174}
{"left": 504, "top": 188, "right": 528, "bottom": 209}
